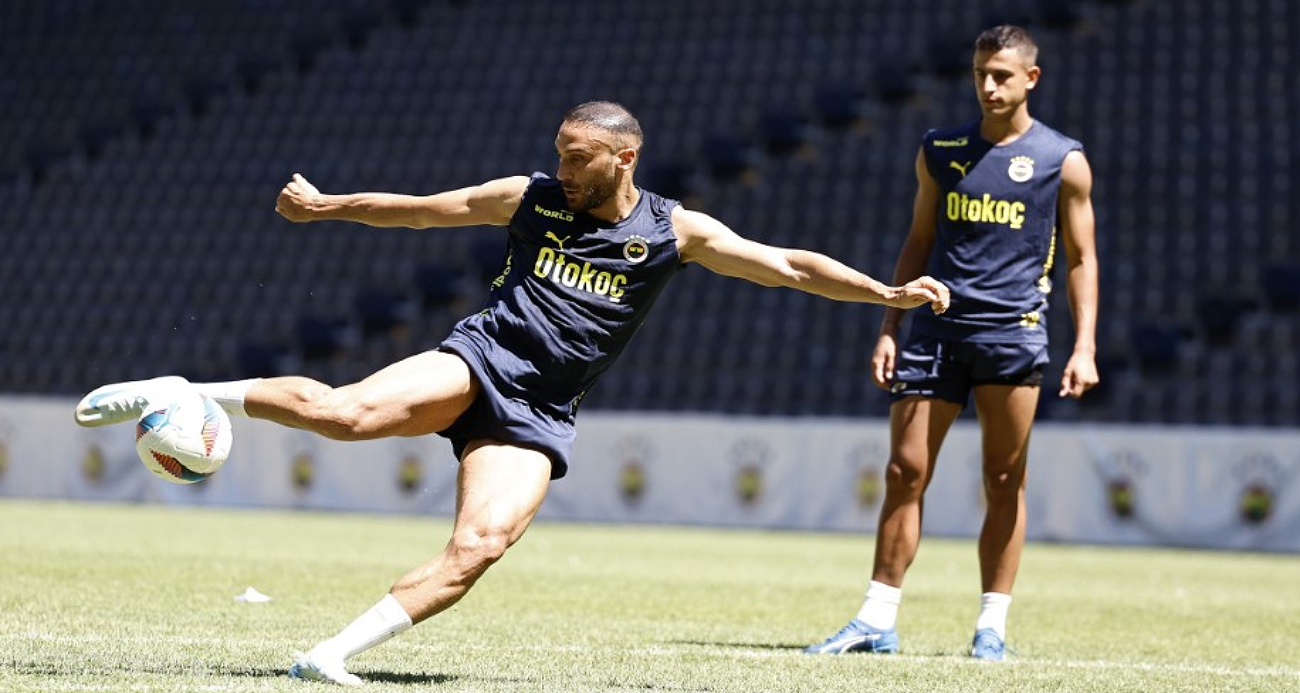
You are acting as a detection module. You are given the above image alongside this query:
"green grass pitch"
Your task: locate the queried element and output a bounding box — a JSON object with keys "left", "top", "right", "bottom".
{"left": 2, "top": 499, "right": 1298, "bottom": 692}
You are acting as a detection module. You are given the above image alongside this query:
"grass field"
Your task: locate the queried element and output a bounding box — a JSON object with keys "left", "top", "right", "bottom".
{"left": 2, "top": 500, "right": 1297, "bottom": 692}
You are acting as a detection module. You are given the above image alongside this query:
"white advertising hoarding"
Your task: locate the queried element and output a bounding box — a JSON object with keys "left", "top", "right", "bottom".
{"left": 1, "top": 397, "right": 1296, "bottom": 552}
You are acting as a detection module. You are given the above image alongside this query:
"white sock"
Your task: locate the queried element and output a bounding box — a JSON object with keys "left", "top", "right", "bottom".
{"left": 855, "top": 581, "right": 902, "bottom": 630}
{"left": 193, "top": 379, "right": 259, "bottom": 418}
{"left": 311, "top": 594, "right": 413, "bottom": 662}
{"left": 975, "top": 592, "right": 1012, "bottom": 639}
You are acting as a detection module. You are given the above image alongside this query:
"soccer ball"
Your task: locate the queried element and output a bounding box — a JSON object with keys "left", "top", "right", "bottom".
{"left": 135, "top": 390, "right": 232, "bottom": 484}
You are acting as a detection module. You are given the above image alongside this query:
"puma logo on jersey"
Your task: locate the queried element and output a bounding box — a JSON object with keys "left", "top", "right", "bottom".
{"left": 545, "top": 231, "right": 571, "bottom": 249}
{"left": 949, "top": 160, "right": 972, "bottom": 178}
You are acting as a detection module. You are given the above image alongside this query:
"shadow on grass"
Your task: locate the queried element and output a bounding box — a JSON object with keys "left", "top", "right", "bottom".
{"left": 669, "top": 640, "right": 808, "bottom": 652}
{"left": 4, "top": 662, "right": 459, "bottom": 686}
{"left": 669, "top": 640, "right": 968, "bottom": 659}
{"left": 225, "top": 666, "right": 458, "bottom": 685}
{"left": 363, "top": 671, "right": 459, "bottom": 685}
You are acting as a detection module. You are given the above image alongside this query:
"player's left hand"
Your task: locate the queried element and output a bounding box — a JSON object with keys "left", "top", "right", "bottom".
{"left": 275, "top": 173, "right": 321, "bottom": 223}
{"left": 890, "top": 276, "right": 950, "bottom": 314}
{"left": 1059, "top": 351, "right": 1099, "bottom": 398}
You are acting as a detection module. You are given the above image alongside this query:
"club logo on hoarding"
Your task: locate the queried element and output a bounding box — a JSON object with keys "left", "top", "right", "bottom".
{"left": 621, "top": 463, "right": 646, "bottom": 504}
{"left": 1094, "top": 449, "right": 1148, "bottom": 521}
{"left": 616, "top": 436, "right": 655, "bottom": 505}
{"left": 1240, "top": 484, "right": 1272, "bottom": 525}
{"left": 1108, "top": 479, "right": 1135, "bottom": 520}
{"left": 291, "top": 452, "right": 315, "bottom": 491}
{"left": 398, "top": 454, "right": 423, "bottom": 494}
{"left": 82, "top": 444, "right": 105, "bottom": 485}
{"left": 730, "top": 438, "right": 771, "bottom": 507}
{"left": 1234, "top": 453, "right": 1284, "bottom": 526}
{"left": 857, "top": 469, "right": 882, "bottom": 509}
{"left": 847, "top": 441, "right": 887, "bottom": 509}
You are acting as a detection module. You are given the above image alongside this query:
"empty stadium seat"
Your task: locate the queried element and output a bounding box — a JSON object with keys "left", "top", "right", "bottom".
{"left": 1, "top": 0, "right": 1296, "bottom": 426}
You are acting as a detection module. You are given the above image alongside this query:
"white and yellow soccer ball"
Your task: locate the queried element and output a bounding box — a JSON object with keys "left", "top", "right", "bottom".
{"left": 134, "top": 389, "right": 232, "bottom": 484}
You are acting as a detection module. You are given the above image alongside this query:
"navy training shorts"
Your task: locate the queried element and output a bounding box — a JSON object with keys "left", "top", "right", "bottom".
{"left": 888, "top": 335, "right": 1048, "bottom": 407}
{"left": 434, "top": 342, "right": 575, "bottom": 480}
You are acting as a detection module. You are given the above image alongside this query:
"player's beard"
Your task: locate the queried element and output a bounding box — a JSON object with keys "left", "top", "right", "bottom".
{"left": 566, "top": 169, "right": 618, "bottom": 212}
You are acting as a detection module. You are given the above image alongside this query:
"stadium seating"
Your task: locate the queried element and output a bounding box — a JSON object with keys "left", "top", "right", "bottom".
{"left": 1, "top": 0, "right": 1296, "bottom": 427}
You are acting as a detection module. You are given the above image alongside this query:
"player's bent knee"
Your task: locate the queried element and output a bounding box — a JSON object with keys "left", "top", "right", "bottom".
{"left": 449, "top": 528, "right": 512, "bottom": 575}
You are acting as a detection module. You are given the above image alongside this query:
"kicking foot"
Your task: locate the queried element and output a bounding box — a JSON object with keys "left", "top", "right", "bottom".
{"left": 288, "top": 651, "right": 362, "bottom": 686}
{"left": 74, "top": 376, "right": 189, "bottom": 427}
{"left": 803, "top": 619, "right": 899, "bottom": 654}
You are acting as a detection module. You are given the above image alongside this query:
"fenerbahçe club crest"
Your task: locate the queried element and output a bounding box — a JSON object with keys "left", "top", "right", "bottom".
{"left": 1007, "top": 155, "right": 1034, "bottom": 183}
{"left": 622, "top": 235, "right": 650, "bottom": 264}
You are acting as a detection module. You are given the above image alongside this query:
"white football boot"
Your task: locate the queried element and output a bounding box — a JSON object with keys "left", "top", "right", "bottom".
{"left": 73, "top": 376, "right": 190, "bottom": 427}
{"left": 288, "top": 651, "right": 363, "bottom": 687}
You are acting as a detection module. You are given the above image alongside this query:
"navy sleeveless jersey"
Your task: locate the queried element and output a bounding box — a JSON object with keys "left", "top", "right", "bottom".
{"left": 442, "top": 173, "right": 683, "bottom": 422}
{"left": 909, "top": 119, "right": 1082, "bottom": 344}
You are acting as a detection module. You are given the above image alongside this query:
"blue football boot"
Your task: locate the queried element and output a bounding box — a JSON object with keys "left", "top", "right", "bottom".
{"left": 803, "top": 619, "right": 900, "bottom": 655}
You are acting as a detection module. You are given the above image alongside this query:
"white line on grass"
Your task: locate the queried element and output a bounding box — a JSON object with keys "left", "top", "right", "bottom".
{"left": 1036, "top": 657, "right": 1300, "bottom": 680}
{"left": 3, "top": 631, "right": 211, "bottom": 646}
{"left": 402, "top": 641, "right": 1300, "bottom": 679}
{"left": 11, "top": 632, "right": 1297, "bottom": 681}
{"left": 1, "top": 685, "right": 245, "bottom": 693}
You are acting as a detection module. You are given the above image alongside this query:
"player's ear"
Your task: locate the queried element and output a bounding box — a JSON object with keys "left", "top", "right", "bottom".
{"left": 1026, "top": 64, "right": 1041, "bottom": 90}
{"left": 616, "top": 147, "right": 637, "bottom": 171}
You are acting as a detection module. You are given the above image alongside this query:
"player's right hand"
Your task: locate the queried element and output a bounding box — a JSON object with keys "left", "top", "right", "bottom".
{"left": 275, "top": 173, "right": 321, "bottom": 223}
{"left": 884, "top": 276, "right": 949, "bottom": 314}
{"left": 871, "top": 332, "right": 898, "bottom": 390}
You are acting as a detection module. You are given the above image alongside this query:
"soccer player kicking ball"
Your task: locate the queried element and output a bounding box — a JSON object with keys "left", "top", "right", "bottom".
{"left": 803, "top": 26, "right": 1099, "bottom": 661}
{"left": 75, "top": 101, "right": 948, "bottom": 686}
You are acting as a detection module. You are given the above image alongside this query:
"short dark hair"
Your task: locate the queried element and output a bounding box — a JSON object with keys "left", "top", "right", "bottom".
{"left": 974, "top": 25, "right": 1038, "bottom": 65}
{"left": 562, "top": 101, "right": 644, "bottom": 150}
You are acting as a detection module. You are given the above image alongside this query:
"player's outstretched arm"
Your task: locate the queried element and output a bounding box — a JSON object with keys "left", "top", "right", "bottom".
{"left": 673, "top": 206, "right": 949, "bottom": 313}
{"left": 275, "top": 174, "right": 530, "bottom": 228}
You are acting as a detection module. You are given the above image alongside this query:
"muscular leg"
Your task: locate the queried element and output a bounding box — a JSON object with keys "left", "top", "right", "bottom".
{"left": 871, "top": 396, "right": 962, "bottom": 587}
{"left": 804, "top": 396, "right": 963, "bottom": 652}
{"left": 244, "top": 350, "right": 479, "bottom": 440}
{"left": 294, "top": 440, "right": 551, "bottom": 683}
{"left": 389, "top": 440, "right": 552, "bottom": 623}
{"left": 971, "top": 384, "right": 1039, "bottom": 594}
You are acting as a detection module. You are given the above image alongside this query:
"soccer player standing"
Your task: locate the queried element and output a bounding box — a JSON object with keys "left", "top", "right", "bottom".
{"left": 75, "top": 102, "right": 948, "bottom": 685}
{"left": 805, "top": 26, "right": 1099, "bottom": 660}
